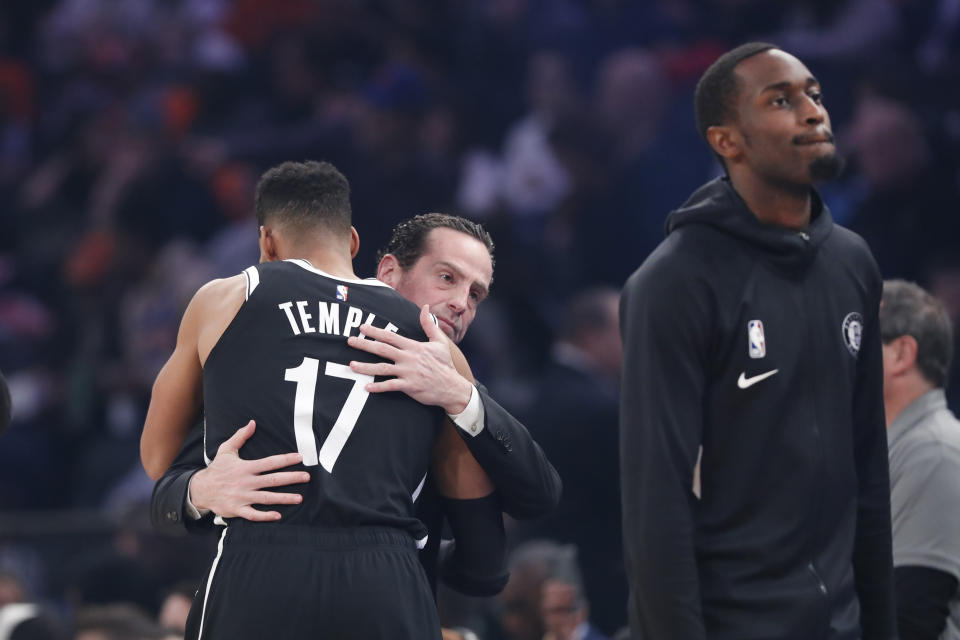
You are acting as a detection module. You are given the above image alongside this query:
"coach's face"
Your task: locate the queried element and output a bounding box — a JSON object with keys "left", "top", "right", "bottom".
{"left": 378, "top": 228, "right": 492, "bottom": 343}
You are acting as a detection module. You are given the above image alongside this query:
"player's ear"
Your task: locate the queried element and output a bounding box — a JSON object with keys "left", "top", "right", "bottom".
{"left": 377, "top": 253, "right": 402, "bottom": 287}
{"left": 706, "top": 124, "right": 743, "bottom": 164}
{"left": 349, "top": 226, "right": 360, "bottom": 259}
{"left": 259, "top": 225, "right": 279, "bottom": 263}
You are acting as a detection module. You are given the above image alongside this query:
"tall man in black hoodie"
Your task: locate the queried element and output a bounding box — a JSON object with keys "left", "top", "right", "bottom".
{"left": 619, "top": 43, "right": 896, "bottom": 639}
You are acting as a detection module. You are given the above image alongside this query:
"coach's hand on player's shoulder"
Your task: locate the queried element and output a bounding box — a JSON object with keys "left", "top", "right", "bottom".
{"left": 347, "top": 305, "right": 473, "bottom": 415}
{"left": 189, "top": 420, "right": 310, "bottom": 521}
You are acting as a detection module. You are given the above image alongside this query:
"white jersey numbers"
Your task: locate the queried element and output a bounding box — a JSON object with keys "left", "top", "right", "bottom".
{"left": 284, "top": 357, "right": 374, "bottom": 472}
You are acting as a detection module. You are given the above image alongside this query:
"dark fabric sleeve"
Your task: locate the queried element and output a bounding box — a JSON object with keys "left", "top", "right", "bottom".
{"left": 0, "top": 369, "right": 11, "bottom": 436}
{"left": 851, "top": 265, "right": 898, "bottom": 639}
{"left": 895, "top": 565, "right": 958, "bottom": 640}
{"left": 619, "top": 261, "right": 711, "bottom": 640}
{"left": 437, "top": 493, "right": 509, "bottom": 596}
{"left": 415, "top": 476, "right": 443, "bottom": 597}
{"left": 455, "top": 384, "right": 561, "bottom": 520}
{"left": 150, "top": 423, "right": 215, "bottom": 535}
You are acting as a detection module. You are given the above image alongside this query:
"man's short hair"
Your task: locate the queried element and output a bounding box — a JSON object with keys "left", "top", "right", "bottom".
{"left": 254, "top": 160, "right": 352, "bottom": 239}
{"left": 880, "top": 279, "right": 954, "bottom": 388}
{"left": 694, "top": 42, "right": 778, "bottom": 144}
{"left": 377, "top": 213, "right": 495, "bottom": 274}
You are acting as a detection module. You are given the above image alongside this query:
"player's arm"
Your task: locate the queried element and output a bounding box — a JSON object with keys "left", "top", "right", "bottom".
{"left": 431, "top": 339, "right": 508, "bottom": 595}
{"left": 348, "top": 309, "right": 561, "bottom": 518}
{"left": 620, "top": 262, "right": 710, "bottom": 640}
{"left": 850, "top": 265, "right": 897, "bottom": 638}
{"left": 140, "top": 275, "right": 245, "bottom": 480}
{"left": 140, "top": 286, "right": 207, "bottom": 480}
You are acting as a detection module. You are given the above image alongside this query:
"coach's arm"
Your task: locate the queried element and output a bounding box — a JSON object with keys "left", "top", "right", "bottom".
{"left": 151, "top": 420, "right": 309, "bottom": 534}
{"left": 348, "top": 311, "right": 561, "bottom": 520}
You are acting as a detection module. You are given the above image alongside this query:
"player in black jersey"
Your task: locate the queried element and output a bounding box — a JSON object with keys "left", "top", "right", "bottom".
{"left": 140, "top": 161, "right": 492, "bottom": 640}
{"left": 150, "top": 213, "right": 560, "bottom": 601}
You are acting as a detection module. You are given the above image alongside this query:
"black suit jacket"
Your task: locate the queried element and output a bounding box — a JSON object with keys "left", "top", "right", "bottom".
{"left": 150, "top": 384, "right": 561, "bottom": 591}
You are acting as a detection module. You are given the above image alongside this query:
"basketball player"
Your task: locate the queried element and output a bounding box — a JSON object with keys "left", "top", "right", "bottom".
{"left": 620, "top": 44, "right": 895, "bottom": 638}
{"left": 150, "top": 213, "right": 560, "bottom": 597}
{"left": 140, "top": 161, "right": 491, "bottom": 639}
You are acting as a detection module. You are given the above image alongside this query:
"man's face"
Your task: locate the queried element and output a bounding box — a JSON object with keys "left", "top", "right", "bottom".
{"left": 541, "top": 580, "right": 586, "bottom": 640}
{"left": 380, "top": 227, "right": 493, "bottom": 343}
{"left": 728, "top": 50, "right": 840, "bottom": 186}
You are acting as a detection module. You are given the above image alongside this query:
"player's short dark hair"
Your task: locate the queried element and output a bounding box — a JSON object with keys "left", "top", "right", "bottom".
{"left": 377, "top": 212, "right": 495, "bottom": 275}
{"left": 694, "top": 42, "right": 778, "bottom": 144}
{"left": 880, "top": 279, "right": 954, "bottom": 388}
{"left": 254, "top": 160, "right": 352, "bottom": 239}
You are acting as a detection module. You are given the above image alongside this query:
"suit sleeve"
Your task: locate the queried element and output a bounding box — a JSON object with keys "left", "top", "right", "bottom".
{"left": 851, "top": 264, "right": 897, "bottom": 639}
{"left": 455, "top": 384, "right": 562, "bottom": 519}
{"left": 150, "top": 423, "right": 215, "bottom": 534}
{"left": 619, "top": 260, "right": 711, "bottom": 640}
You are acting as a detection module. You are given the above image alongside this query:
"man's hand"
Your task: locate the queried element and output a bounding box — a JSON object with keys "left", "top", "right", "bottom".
{"left": 189, "top": 420, "right": 311, "bottom": 521}
{"left": 347, "top": 306, "right": 473, "bottom": 414}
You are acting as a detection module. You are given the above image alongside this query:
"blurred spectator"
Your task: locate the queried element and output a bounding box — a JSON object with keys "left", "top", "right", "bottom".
{"left": 498, "top": 541, "right": 608, "bottom": 640}
{"left": 844, "top": 92, "right": 960, "bottom": 281}
{"left": 521, "top": 287, "right": 624, "bottom": 634}
{"left": 0, "top": 603, "right": 66, "bottom": 640}
{"left": 73, "top": 604, "right": 166, "bottom": 640}
{"left": 498, "top": 540, "right": 568, "bottom": 640}
{"left": 881, "top": 280, "right": 960, "bottom": 639}
{"left": 0, "top": 574, "right": 25, "bottom": 609}
{"left": 542, "top": 576, "right": 608, "bottom": 640}
{"left": 156, "top": 581, "right": 194, "bottom": 637}
{"left": 500, "top": 50, "right": 579, "bottom": 221}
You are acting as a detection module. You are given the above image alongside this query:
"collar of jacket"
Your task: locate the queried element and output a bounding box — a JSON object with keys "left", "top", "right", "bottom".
{"left": 664, "top": 176, "right": 835, "bottom": 276}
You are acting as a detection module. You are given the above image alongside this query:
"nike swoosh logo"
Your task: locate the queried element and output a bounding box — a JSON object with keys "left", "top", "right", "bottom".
{"left": 737, "top": 369, "right": 779, "bottom": 389}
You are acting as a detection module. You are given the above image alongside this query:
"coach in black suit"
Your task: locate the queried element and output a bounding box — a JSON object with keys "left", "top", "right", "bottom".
{"left": 149, "top": 214, "right": 561, "bottom": 595}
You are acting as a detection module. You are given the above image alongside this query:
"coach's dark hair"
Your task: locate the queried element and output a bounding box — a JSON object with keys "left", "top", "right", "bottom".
{"left": 694, "top": 42, "right": 778, "bottom": 161}
{"left": 377, "top": 212, "right": 495, "bottom": 276}
{"left": 880, "top": 279, "right": 954, "bottom": 388}
{"left": 254, "top": 160, "right": 352, "bottom": 238}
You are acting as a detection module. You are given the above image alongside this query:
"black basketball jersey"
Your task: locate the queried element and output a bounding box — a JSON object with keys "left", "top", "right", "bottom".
{"left": 202, "top": 259, "right": 443, "bottom": 543}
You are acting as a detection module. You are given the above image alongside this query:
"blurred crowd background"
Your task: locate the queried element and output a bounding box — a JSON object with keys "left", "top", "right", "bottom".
{"left": 0, "top": 0, "right": 958, "bottom": 638}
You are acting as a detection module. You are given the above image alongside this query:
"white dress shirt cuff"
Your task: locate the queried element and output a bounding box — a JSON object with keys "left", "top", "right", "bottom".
{"left": 448, "top": 384, "right": 484, "bottom": 437}
{"left": 185, "top": 475, "right": 212, "bottom": 520}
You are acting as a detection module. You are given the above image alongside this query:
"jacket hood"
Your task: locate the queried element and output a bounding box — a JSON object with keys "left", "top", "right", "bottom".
{"left": 665, "top": 177, "right": 834, "bottom": 274}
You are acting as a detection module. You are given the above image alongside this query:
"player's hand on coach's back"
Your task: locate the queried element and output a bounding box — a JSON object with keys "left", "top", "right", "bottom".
{"left": 189, "top": 420, "right": 311, "bottom": 521}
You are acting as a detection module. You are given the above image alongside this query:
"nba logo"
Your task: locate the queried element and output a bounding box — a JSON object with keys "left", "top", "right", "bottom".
{"left": 336, "top": 285, "right": 349, "bottom": 302}
{"left": 747, "top": 320, "right": 766, "bottom": 359}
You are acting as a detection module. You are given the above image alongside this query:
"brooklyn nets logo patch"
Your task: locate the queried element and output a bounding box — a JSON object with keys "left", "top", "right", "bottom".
{"left": 842, "top": 312, "right": 863, "bottom": 356}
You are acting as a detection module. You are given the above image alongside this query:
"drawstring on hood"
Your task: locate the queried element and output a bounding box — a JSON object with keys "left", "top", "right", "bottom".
{"left": 665, "top": 177, "right": 834, "bottom": 275}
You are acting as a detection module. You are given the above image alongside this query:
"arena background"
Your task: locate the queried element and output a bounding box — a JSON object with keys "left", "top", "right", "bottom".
{"left": 0, "top": 1, "right": 958, "bottom": 638}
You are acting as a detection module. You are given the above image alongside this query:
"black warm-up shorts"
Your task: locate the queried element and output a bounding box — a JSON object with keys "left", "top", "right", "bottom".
{"left": 185, "top": 523, "right": 441, "bottom": 640}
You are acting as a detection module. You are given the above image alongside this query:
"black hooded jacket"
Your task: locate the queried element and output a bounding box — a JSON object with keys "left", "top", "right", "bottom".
{"left": 619, "top": 178, "right": 896, "bottom": 639}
